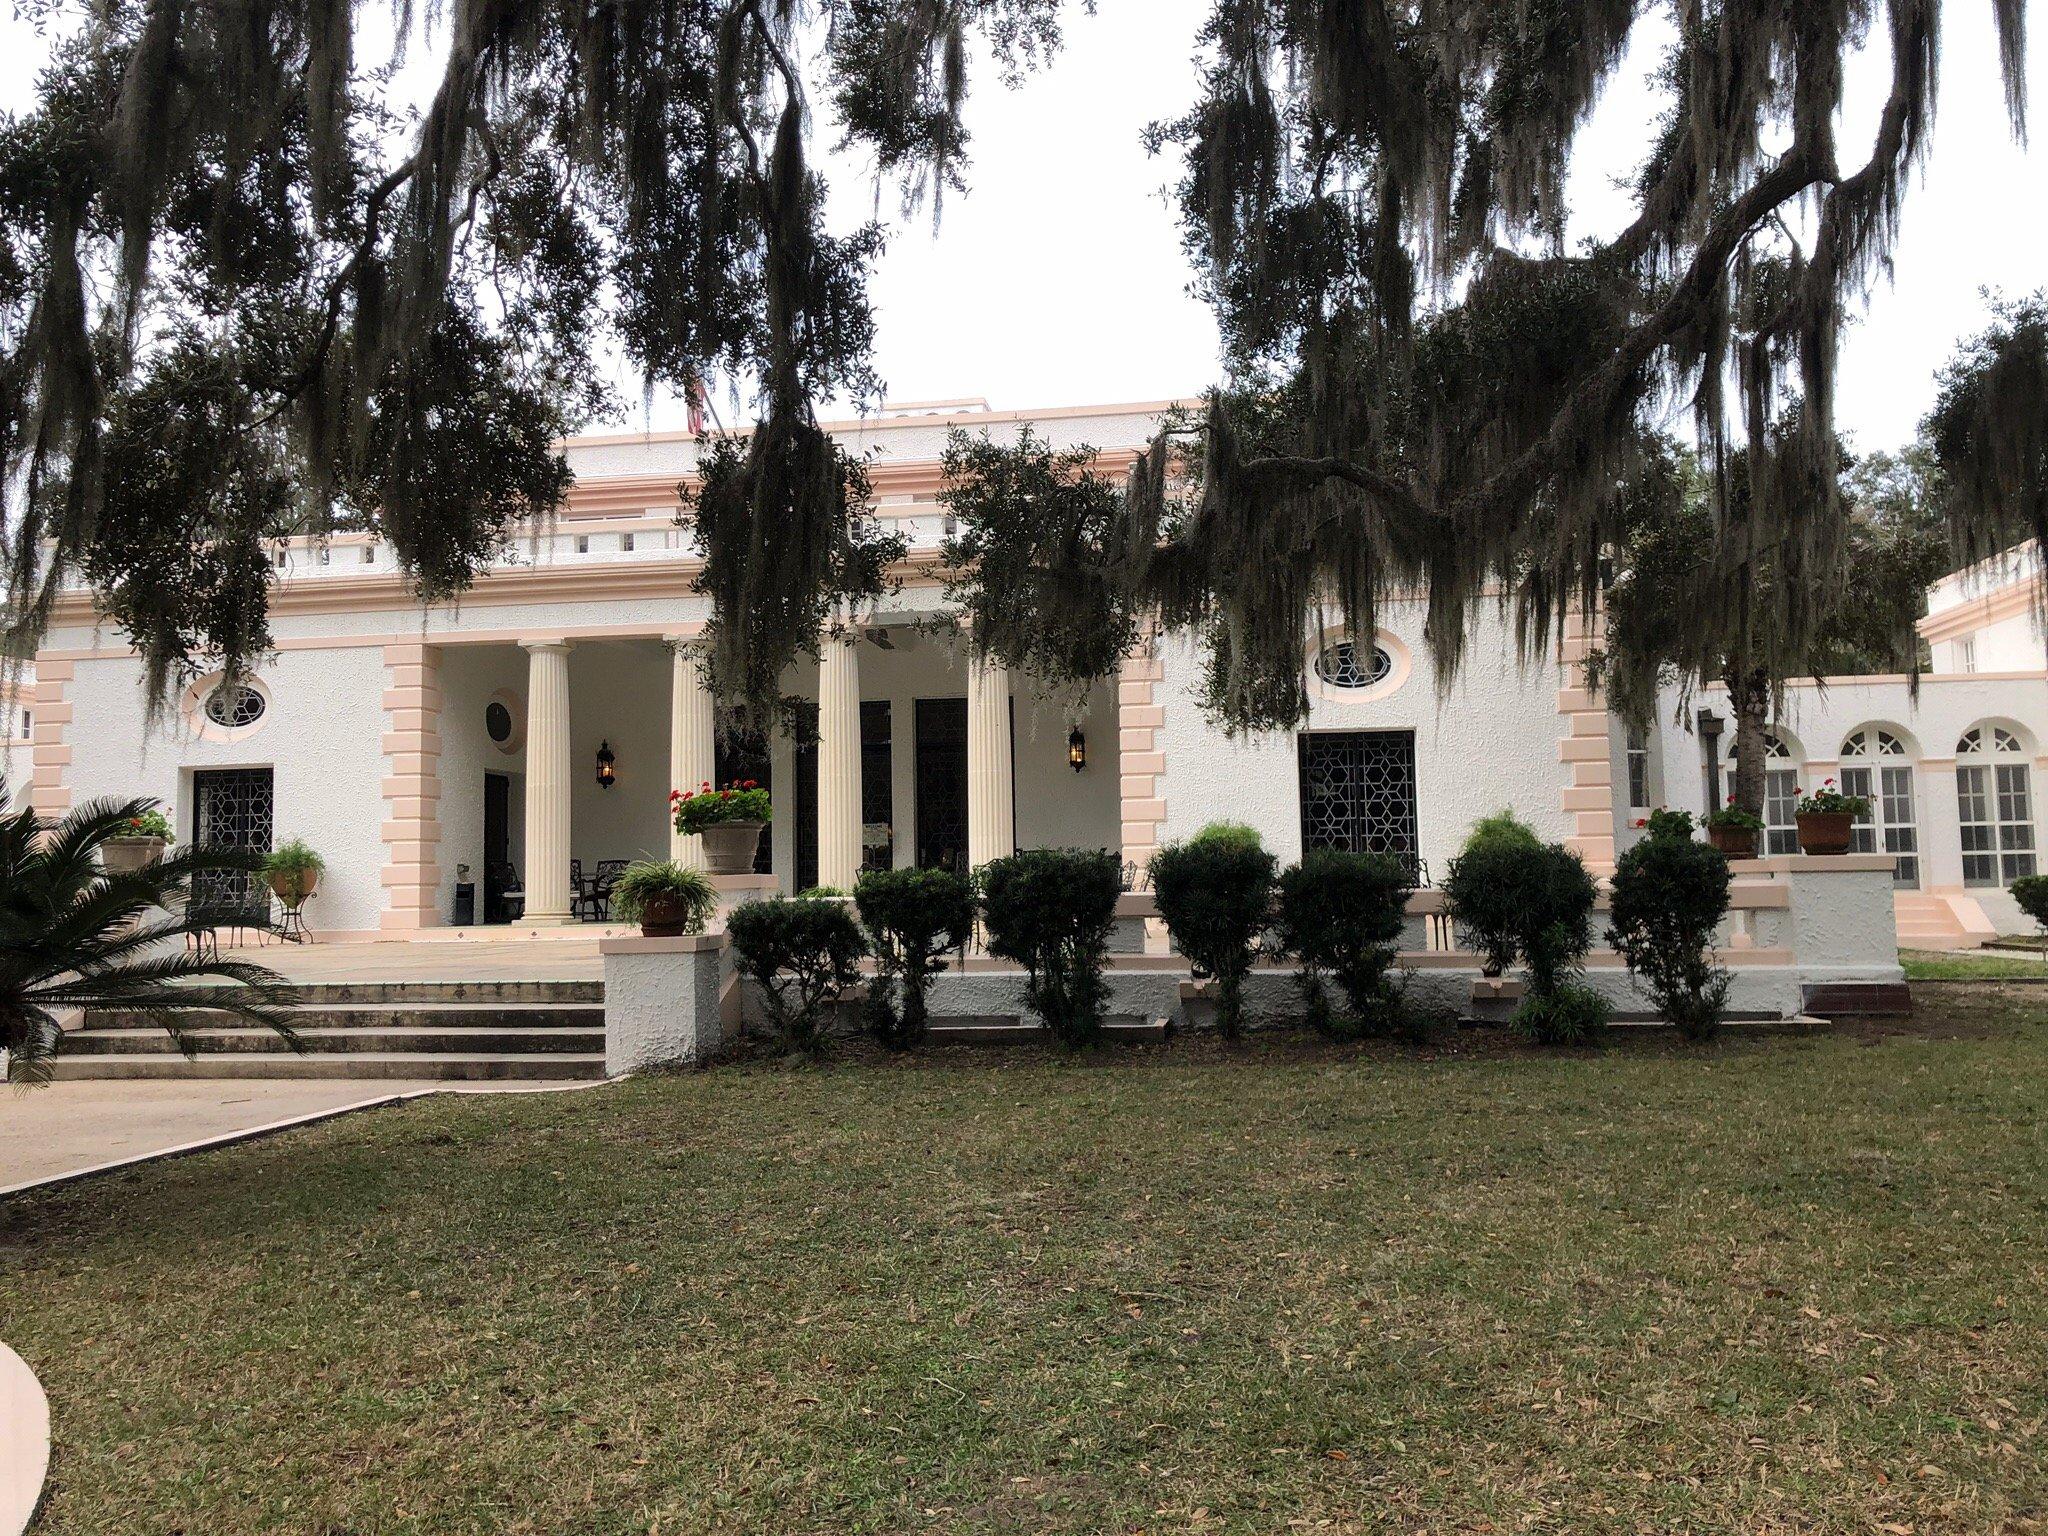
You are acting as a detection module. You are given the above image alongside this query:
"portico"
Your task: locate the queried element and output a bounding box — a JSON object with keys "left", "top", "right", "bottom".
{"left": 443, "top": 621, "right": 1120, "bottom": 929}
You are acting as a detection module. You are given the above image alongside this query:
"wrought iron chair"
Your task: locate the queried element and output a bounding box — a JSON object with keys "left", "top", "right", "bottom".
{"left": 590, "top": 858, "right": 630, "bottom": 921}
{"left": 569, "top": 858, "right": 604, "bottom": 921}
{"left": 487, "top": 860, "right": 525, "bottom": 923}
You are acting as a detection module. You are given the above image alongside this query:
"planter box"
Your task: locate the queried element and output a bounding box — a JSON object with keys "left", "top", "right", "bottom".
{"left": 1796, "top": 811, "right": 1855, "bottom": 857}
{"left": 101, "top": 836, "right": 166, "bottom": 875}
{"left": 1707, "top": 824, "right": 1759, "bottom": 858}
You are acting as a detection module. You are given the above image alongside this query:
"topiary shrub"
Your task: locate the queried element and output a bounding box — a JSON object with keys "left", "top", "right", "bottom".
{"left": 1444, "top": 831, "right": 1608, "bottom": 1045}
{"left": 855, "top": 866, "right": 976, "bottom": 1050}
{"left": 725, "top": 897, "right": 868, "bottom": 1057}
{"left": 1607, "top": 810, "right": 1733, "bottom": 1040}
{"left": 977, "top": 848, "right": 1121, "bottom": 1047}
{"left": 1150, "top": 822, "right": 1278, "bottom": 1037}
{"left": 1440, "top": 811, "right": 1542, "bottom": 975}
{"left": 1275, "top": 850, "right": 1412, "bottom": 1037}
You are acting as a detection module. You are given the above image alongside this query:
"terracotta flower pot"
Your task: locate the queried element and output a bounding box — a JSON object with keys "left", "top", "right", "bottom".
{"left": 101, "top": 835, "right": 166, "bottom": 874}
{"left": 267, "top": 868, "right": 319, "bottom": 908}
{"left": 1796, "top": 810, "right": 1855, "bottom": 857}
{"left": 1706, "top": 824, "right": 1758, "bottom": 858}
{"left": 636, "top": 892, "right": 696, "bottom": 938}
{"left": 697, "top": 820, "right": 766, "bottom": 875}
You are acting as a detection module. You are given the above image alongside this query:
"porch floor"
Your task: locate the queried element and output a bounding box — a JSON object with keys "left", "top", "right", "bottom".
{"left": 220, "top": 937, "right": 605, "bottom": 984}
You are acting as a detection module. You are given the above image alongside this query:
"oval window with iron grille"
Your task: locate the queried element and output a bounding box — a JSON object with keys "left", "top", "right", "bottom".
{"left": 1314, "top": 641, "right": 1394, "bottom": 691}
{"left": 203, "top": 684, "right": 266, "bottom": 729}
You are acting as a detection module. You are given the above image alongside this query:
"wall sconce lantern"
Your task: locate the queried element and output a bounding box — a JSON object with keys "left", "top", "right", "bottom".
{"left": 595, "top": 739, "right": 617, "bottom": 789}
{"left": 1068, "top": 727, "right": 1087, "bottom": 773}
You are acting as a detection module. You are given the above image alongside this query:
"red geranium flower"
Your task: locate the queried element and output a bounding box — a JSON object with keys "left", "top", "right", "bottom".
{"left": 742, "top": 779, "right": 757, "bottom": 789}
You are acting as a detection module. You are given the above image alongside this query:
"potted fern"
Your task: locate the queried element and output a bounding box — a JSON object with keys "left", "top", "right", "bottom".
{"left": 670, "top": 779, "right": 772, "bottom": 874}
{"left": 102, "top": 806, "right": 176, "bottom": 873}
{"left": 611, "top": 860, "right": 719, "bottom": 937}
{"left": 260, "top": 838, "right": 325, "bottom": 910}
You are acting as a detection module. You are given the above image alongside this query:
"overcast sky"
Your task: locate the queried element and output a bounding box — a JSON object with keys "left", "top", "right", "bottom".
{"left": 4, "top": 1, "right": 2043, "bottom": 453}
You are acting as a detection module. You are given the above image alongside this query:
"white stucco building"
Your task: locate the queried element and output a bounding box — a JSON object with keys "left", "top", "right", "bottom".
{"left": 23, "top": 399, "right": 2047, "bottom": 948}
{"left": 1646, "top": 544, "right": 2048, "bottom": 943}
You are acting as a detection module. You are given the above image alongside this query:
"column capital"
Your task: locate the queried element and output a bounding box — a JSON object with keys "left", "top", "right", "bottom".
{"left": 520, "top": 639, "right": 573, "bottom": 656}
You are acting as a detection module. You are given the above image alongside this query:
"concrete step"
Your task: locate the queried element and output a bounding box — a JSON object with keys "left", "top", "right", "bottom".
{"left": 175, "top": 980, "right": 603, "bottom": 1005}
{"left": 41, "top": 1052, "right": 606, "bottom": 1082}
{"left": 82, "top": 1003, "right": 602, "bottom": 1031}
{"left": 62, "top": 1027, "right": 606, "bottom": 1056}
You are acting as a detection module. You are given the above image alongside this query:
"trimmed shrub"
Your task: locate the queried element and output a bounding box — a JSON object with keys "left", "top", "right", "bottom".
{"left": 855, "top": 867, "right": 976, "bottom": 1050}
{"left": 1444, "top": 832, "right": 1608, "bottom": 1044}
{"left": 726, "top": 897, "right": 868, "bottom": 1056}
{"left": 1607, "top": 812, "right": 1733, "bottom": 1040}
{"left": 1275, "top": 850, "right": 1412, "bottom": 1037}
{"left": 978, "top": 848, "right": 1121, "bottom": 1046}
{"left": 1150, "top": 823, "right": 1278, "bottom": 1037}
{"left": 1440, "top": 812, "right": 1542, "bottom": 975}
{"left": 2011, "top": 874, "right": 2048, "bottom": 938}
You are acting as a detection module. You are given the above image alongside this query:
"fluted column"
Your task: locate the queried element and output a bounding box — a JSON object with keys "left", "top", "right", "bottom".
{"left": 817, "top": 631, "right": 864, "bottom": 891}
{"left": 669, "top": 640, "right": 717, "bottom": 868}
{"left": 966, "top": 651, "right": 1014, "bottom": 868}
{"left": 520, "top": 641, "right": 573, "bottom": 925}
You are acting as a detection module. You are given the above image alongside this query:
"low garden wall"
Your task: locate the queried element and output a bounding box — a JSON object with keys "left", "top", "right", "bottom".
{"left": 601, "top": 854, "right": 1904, "bottom": 1072}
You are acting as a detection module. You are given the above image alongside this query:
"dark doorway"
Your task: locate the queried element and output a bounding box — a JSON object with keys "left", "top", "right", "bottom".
{"left": 793, "top": 700, "right": 895, "bottom": 891}
{"left": 483, "top": 771, "right": 515, "bottom": 922}
{"left": 1297, "top": 730, "right": 1423, "bottom": 882}
{"left": 915, "top": 698, "right": 969, "bottom": 875}
{"left": 191, "top": 766, "right": 274, "bottom": 924}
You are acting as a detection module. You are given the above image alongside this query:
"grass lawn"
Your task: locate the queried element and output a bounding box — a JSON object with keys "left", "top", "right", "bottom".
{"left": 1900, "top": 948, "right": 2048, "bottom": 981}
{"left": 6, "top": 995, "right": 2048, "bottom": 1534}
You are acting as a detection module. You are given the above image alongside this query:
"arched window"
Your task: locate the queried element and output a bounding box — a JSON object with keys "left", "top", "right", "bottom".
{"left": 1726, "top": 732, "right": 1802, "bottom": 855}
{"left": 1840, "top": 728, "right": 1918, "bottom": 887}
{"left": 1956, "top": 724, "right": 2037, "bottom": 887}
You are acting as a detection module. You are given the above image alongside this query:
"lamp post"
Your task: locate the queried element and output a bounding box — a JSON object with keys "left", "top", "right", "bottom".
{"left": 1698, "top": 708, "right": 1724, "bottom": 812}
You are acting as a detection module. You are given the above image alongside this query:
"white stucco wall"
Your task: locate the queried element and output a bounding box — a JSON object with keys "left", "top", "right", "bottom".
{"left": 59, "top": 648, "right": 389, "bottom": 932}
{"left": 1653, "top": 671, "right": 2048, "bottom": 931}
{"left": 1155, "top": 599, "right": 1575, "bottom": 872}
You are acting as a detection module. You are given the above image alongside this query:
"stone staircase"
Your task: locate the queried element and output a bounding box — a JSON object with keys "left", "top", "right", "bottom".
{"left": 1893, "top": 892, "right": 1991, "bottom": 952}
{"left": 49, "top": 980, "right": 606, "bottom": 1081}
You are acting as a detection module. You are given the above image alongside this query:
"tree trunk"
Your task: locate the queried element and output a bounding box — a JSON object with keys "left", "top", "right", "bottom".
{"left": 1726, "top": 663, "right": 1771, "bottom": 817}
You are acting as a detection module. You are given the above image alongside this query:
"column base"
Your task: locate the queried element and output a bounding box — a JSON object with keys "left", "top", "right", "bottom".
{"left": 513, "top": 912, "right": 579, "bottom": 930}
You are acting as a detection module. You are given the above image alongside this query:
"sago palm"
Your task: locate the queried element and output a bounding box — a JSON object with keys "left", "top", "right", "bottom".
{"left": 0, "top": 797, "right": 299, "bottom": 1084}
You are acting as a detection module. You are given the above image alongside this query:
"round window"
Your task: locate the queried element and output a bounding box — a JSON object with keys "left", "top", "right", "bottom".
{"left": 1315, "top": 641, "right": 1394, "bottom": 691}
{"left": 203, "top": 683, "right": 266, "bottom": 728}
{"left": 485, "top": 701, "right": 514, "bottom": 744}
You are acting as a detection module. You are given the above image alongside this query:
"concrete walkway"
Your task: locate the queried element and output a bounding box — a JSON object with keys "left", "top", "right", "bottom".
{"left": 0, "top": 1078, "right": 604, "bottom": 1193}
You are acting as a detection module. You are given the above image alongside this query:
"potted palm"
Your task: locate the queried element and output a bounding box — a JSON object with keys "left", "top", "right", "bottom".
{"left": 1702, "top": 800, "right": 1765, "bottom": 858}
{"left": 1795, "top": 780, "right": 1869, "bottom": 856}
{"left": 102, "top": 806, "right": 176, "bottom": 873}
{"left": 670, "top": 779, "right": 772, "bottom": 874}
{"left": 260, "top": 838, "right": 325, "bottom": 910}
{"left": 611, "top": 860, "right": 719, "bottom": 937}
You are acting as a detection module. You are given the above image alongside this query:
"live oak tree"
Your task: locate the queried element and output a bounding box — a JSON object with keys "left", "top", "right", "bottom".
{"left": 1, "top": 0, "right": 1059, "bottom": 717}
{"left": 4, "top": 0, "right": 2042, "bottom": 742}
{"left": 1595, "top": 436, "right": 1954, "bottom": 812}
